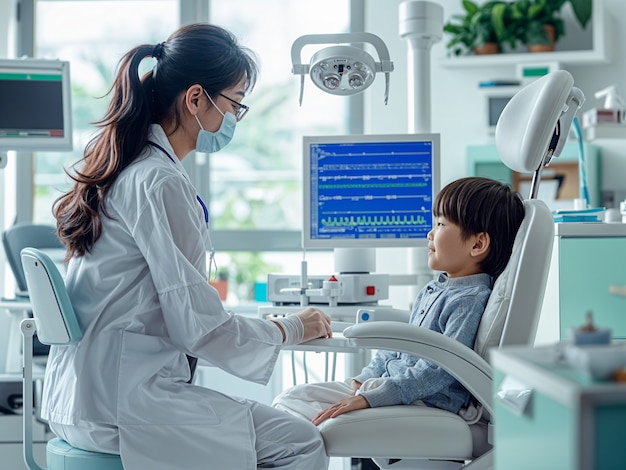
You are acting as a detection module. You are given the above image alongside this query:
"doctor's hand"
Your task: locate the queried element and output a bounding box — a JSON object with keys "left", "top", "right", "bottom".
{"left": 311, "top": 395, "right": 370, "bottom": 426}
{"left": 296, "top": 307, "right": 333, "bottom": 342}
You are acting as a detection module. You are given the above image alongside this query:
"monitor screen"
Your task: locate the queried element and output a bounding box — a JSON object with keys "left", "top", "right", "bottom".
{"left": 303, "top": 133, "right": 440, "bottom": 249}
{"left": 0, "top": 59, "right": 72, "bottom": 151}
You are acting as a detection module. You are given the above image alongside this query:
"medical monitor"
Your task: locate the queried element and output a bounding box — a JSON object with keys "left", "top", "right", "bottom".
{"left": 0, "top": 59, "right": 72, "bottom": 151}
{"left": 303, "top": 133, "right": 440, "bottom": 249}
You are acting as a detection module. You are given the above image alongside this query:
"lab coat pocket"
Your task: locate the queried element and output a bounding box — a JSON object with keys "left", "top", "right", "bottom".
{"left": 118, "top": 330, "right": 219, "bottom": 425}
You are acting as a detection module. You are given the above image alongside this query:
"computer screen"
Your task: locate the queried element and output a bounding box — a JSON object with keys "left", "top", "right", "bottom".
{"left": 0, "top": 59, "right": 72, "bottom": 151}
{"left": 303, "top": 133, "right": 440, "bottom": 249}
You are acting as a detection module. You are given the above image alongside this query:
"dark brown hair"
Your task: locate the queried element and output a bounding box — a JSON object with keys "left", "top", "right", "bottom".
{"left": 54, "top": 24, "right": 258, "bottom": 260}
{"left": 433, "top": 176, "right": 525, "bottom": 278}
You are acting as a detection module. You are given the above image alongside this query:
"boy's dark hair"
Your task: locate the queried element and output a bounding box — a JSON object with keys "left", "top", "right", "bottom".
{"left": 433, "top": 176, "right": 524, "bottom": 278}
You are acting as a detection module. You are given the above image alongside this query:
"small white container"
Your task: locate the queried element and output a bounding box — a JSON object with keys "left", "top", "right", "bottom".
{"left": 565, "top": 344, "right": 626, "bottom": 380}
{"left": 568, "top": 327, "right": 612, "bottom": 346}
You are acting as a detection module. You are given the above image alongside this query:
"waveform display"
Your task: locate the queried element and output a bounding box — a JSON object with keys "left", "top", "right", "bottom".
{"left": 308, "top": 139, "right": 437, "bottom": 242}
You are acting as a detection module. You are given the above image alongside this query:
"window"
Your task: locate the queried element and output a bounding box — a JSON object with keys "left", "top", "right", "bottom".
{"left": 32, "top": 0, "right": 180, "bottom": 223}
{"left": 29, "top": 0, "right": 356, "bottom": 304}
{"left": 204, "top": 1, "right": 352, "bottom": 303}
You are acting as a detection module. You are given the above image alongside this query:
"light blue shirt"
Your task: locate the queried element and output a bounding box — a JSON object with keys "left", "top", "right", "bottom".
{"left": 354, "top": 272, "right": 492, "bottom": 413}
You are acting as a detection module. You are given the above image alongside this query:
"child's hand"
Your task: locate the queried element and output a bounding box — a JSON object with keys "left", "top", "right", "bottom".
{"left": 311, "top": 395, "right": 370, "bottom": 426}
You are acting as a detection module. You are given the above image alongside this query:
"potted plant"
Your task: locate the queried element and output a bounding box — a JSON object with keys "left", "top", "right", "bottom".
{"left": 209, "top": 267, "right": 229, "bottom": 301}
{"left": 444, "top": 1, "right": 507, "bottom": 56}
{"left": 492, "top": 0, "right": 592, "bottom": 52}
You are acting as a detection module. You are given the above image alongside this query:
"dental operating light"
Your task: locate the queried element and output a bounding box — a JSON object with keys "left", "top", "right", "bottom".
{"left": 291, "top": 32, "right": 394, "bottom": 105}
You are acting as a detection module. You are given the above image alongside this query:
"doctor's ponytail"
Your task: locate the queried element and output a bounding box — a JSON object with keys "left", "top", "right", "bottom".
{"left": 54, "top": 24, "right": 258, "bottom": 260}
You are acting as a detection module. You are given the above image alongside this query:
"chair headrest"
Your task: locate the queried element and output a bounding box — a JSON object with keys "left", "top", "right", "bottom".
{"left": 495, "top": 70, "right": 584, "bottom": 174}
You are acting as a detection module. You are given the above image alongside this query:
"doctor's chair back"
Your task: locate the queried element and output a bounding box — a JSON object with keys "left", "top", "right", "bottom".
{"left": 20, "top": 248, "right": 124, "bottom": 470}
{"left": 3, "top": 223, "right": 64, "bottom": 298}
{"left": 21, "top": 248, "right": 81, "bottom": 345}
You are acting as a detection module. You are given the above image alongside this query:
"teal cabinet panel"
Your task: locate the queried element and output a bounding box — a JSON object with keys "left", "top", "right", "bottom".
{"left": 494, "top": 371, "right": 576, "bottom": 469}
{"left": 493, "top": 346, "right": 626, "bottom": 470}
{"left": 559, "top": 237, "right": 626, "bottom": 339}
{"left": 595, "top": 404, "right": 626, "bottom": 469}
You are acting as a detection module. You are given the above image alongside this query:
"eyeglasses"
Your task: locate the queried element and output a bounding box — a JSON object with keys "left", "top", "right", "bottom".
{"left": 218, "top": 92, "right": 249, "bottom": 122}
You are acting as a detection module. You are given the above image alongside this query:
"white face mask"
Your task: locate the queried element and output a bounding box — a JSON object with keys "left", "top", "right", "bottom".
{"left": 195, "top": 92, "right": 237, "bottom": 153}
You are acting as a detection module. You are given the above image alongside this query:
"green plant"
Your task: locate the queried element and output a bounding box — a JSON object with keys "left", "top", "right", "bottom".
{"left": 491, "top": 2, "right": 524, "bottom": 49}
{"left": 444, "top": 1, "right": 506, "bottom": 56}
{"left": 492, "top": 0, "right": 592, "bottom": 48}
{"left": 216, "top": 267, "right": 229, "bottom": 281}
{"left": 229, "top": 252, "right": 279, "bottom": 301}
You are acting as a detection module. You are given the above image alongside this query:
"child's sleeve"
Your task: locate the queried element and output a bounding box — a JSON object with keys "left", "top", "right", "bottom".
{"left": 353, "top": 349, "right": 398, "bottom": 383}
{"left": 356, "top": 291, "right": 488, "bottom": 409}
{"left": 352, "top": 289, "right": 426, "bottom": 383}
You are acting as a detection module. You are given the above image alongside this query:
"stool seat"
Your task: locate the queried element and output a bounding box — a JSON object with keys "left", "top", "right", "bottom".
{"left": 47, "top": 437, "right": 123, "bottom": 469}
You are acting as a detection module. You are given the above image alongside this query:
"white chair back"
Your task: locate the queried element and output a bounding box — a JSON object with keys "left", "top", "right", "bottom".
{"left": 21, "top": 248, "right": 82, "bottom": 345}
{"left": 473, "top": 70, "right": 581, "bottom": 360}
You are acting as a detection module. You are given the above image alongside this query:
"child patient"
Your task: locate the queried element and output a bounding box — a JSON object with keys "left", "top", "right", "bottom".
{"left": 273, "top": 176, "right": 525, "bottom": 425}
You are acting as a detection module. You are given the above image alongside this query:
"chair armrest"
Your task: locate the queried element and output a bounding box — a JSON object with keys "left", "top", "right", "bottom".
{"left": 343, "top": 321, "right": 494, "bottom": 415}
{"left": 356, "top": 307, "right": 410, "bottom": 323}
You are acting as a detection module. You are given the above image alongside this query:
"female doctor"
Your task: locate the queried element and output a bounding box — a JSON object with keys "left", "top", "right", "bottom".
{"left": 45, "top": 23, "right": 332, "bottom": 469}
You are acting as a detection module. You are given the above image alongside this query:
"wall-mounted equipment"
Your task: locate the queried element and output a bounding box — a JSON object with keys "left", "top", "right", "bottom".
{"left": 0, "top": 59, "right": 73, "bottom": 153}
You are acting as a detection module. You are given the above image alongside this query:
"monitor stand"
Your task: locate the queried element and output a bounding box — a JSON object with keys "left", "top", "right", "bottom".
{"left": 333, "top": 247, "right": 375, "bottom": 274}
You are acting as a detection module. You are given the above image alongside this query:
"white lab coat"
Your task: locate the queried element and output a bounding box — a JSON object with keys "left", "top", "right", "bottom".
{"left": 40, "top": 125, "right": 306, "bottom": 469}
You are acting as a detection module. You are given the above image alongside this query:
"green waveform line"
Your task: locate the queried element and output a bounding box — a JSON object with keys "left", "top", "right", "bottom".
{"left": 321, "top": 214, "right": 428, "bottom": 227}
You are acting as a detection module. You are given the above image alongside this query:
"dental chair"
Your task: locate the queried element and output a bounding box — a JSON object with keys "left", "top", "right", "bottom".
{"left": 318, "top": 70, "right": 585, "bottom": 469}
{"left": 20, "top": 248, "right": 123, "bottom": 470}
